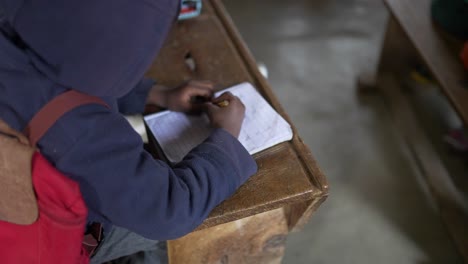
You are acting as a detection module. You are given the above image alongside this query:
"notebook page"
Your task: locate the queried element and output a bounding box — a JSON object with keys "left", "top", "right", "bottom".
{"left": 144, "top": 82, "right": 293, "bottom": 163}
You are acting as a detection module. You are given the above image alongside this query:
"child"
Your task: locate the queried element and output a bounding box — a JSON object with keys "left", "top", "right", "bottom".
{"left": 0, "top": 0, "right": 257, "bottom": 263}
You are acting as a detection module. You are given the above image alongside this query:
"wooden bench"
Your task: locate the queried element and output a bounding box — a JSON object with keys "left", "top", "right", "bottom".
{"left": 359, "top": 0, "right": 468, "bottom": 261}
{"left": 145, "top": 0, "right": 329, "bottom": 263}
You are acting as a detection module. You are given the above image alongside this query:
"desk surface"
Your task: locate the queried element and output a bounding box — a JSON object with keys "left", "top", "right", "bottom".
{"left": 384, "top": 0, "right": 468, "bottom": 126}
{"left": 145, "top": 0, "right": 328, "bottom": 230}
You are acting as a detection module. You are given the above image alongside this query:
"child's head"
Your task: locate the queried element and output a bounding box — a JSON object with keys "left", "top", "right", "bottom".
{"left": 0, "top": 0, "right": 179, "bottom": 97}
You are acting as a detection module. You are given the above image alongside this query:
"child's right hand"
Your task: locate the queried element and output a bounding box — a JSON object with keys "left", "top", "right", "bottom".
{"left": 204, "top": 92, "right": 245, "bottom": 138}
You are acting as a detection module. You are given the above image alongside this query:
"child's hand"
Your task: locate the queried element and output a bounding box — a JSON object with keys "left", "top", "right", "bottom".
{"left": 204, "top": 92, "right": 245, "bottom": 138}
{"left": 148, "top": 80, "right": 214, "bottom": 113}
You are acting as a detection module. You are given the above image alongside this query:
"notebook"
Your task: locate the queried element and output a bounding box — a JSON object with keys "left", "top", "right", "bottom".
{"left": 144, "top": 82, "right": 293, "bottom": 163}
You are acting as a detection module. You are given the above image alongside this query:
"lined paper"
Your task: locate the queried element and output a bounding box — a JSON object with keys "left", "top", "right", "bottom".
{"left": 144, "top": 82, "right": 293, "bottom": 163}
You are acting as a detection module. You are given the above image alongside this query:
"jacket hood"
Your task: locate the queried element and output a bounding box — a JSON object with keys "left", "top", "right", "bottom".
{"left": 0, "top": 0, "right": 178, "bottom": 97}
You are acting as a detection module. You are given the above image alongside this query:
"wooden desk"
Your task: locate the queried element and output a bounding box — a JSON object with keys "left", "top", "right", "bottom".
{"left": 359, "top": 0, "right": 468, "bottom": 261}
{"left": 145, "top": 0, "right": 328, "bottom": 263}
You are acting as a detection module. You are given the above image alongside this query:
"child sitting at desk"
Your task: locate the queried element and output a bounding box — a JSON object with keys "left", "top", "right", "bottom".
{"left": 0, "top": 0, "right": 257, "bottom": 263}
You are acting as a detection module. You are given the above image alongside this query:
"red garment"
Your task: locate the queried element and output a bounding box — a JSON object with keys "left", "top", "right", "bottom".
{"left": 0, "top": 153, "right": 89, "bottom": 264}
{"left": 462, "top": 42, "right": 468, "bottom": 71}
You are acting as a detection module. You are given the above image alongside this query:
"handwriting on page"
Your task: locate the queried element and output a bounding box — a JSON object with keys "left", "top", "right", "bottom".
{"left": 145, "top": 112, "right": 212, "bottom": 163}
{"left": 230, "top": 84, "right": 292, "bottom": 154}
{"left": 144, "top": 82, "right": 293, "bottom": 163}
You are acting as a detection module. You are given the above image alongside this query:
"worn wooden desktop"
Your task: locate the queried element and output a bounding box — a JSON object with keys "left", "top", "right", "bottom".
{"left": 359, "top": 0, "right": 468, "bottom": 261}
{"left": 144, "top": 0, "right": 328, "bottom": 263}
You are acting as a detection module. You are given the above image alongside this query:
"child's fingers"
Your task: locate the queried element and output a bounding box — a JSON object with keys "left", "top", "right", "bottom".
{"left": 187, "top": 85, "right": 214, "bottom": 100}
{"left": 212, "top": 92, "right": 234, "bottom": 103}
{"left": 187, "top": 81, "right": 215, "bottom": 95}
{"left": 202, "top": 102, "right": 218, "bottom": 114}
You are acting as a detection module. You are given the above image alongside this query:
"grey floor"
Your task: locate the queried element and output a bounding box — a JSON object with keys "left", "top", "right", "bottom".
{"left": 224, "top": 0, "right": 464, "bottom": 263}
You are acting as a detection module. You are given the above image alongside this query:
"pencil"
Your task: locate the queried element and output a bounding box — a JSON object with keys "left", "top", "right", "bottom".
{"left": 216, "top": 100, "right": 229, "bottom": 107}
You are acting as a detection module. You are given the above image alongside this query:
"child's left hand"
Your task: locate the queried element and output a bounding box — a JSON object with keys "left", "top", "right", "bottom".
{"left": 147, "top": 80, "right": 215, "bottom": 113}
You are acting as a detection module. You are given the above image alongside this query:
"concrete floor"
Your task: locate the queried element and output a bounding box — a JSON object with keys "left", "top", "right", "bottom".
{"left": 223, "top": 0, "right": 463, "bottom": 263}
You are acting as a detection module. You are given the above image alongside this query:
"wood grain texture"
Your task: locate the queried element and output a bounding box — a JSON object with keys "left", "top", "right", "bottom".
{"left": 146, "top": 2, "right": 253, "bottom": 89}
{"left": 168, "top": 208, "right": 288, "bottom": 264}
{"left": 147, "top": 1, "right": 329, "bottom": 262}
{"left": 210, "top": 0, "right": 328, "bottom": 192}
{"left": 145, "top": 0, "right": 328, "bottom": 231}
{"left": 285, "top": 196, "right": 327, "bottom": 233}
{"left": 197, "top": 143, "right": 318, "bottom": 230}
{"left": 384, "top": 0, "right": 468, "bottom": 126}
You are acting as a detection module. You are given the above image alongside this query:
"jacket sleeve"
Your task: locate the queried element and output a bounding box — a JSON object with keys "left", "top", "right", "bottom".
{"left": 40, "top": 104, "right": 257, "bottom": 240}
{"left": 117, "top": 78, "right": 154, "bottom": 115}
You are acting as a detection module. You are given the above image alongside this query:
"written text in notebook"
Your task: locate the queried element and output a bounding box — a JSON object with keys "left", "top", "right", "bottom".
{"left": 144, "top": 82, "right": 293, "bottom": 163}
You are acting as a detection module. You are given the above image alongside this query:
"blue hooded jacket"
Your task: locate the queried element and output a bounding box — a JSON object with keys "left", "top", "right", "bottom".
{"left": 0, "top": 0, "right": 257, "bottom": 240}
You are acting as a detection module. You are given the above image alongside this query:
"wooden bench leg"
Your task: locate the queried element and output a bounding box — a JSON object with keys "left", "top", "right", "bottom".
{"left": 378, "top": 73, "right": 468, "bottom": 262}
{"left": 357, "top": 16, "right": 420, "bottom": 95}
{"left": 284, "top": 197, "right": 327, "bottom": 232}
{"left": 361, "top": 14, "right": 468, "bottom": 261}
{"left": 357, "top": 72, "right": 378, "bottom": 94}
{"left": 168, "top": 208, "right": 288, "bottom": 264}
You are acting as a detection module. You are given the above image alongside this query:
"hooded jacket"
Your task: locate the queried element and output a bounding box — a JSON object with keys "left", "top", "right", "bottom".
{"left": 0, "top": 0, "right": 257, "bottom": 240}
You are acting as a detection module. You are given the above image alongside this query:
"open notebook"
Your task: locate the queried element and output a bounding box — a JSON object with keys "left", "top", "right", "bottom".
{"left": 144, "top": 82, "right": 293, "bottom": 163}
